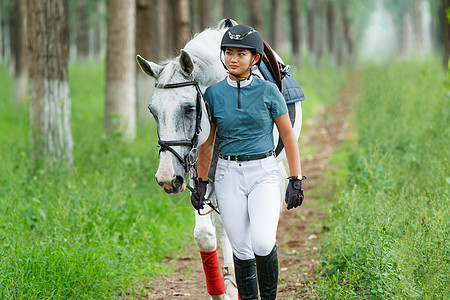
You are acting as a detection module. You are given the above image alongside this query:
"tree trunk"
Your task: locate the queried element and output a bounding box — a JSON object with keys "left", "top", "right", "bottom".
{"left": 335, "top": 9, "right": 344, "bottom": 67}
{"left": 76, "top": 0, "right": 89, "bottom": 61}
{"left": 9, "top": 3, "right": 17, "bottom": 73}
{"left": 166, "top": 0, "right": 176, "bottom": 55}
{"left": 14, "top": 0, "right": 27, "bottom": 105}
{"left": 93, "top": 0, "right": 106, "bottom": 59}
{"left": 430, "top": 0, "right": 442, "bottom": 53}
{"left": 153, "top": 0, "right": 164, "bottom": 60}
{"left": 105, "top": 0, "right": 136, "bottom": 140}
{"left": 249, "top": 0, "right": 264, "bottom": 37}
{"left": 442, "top": 0, "right": 450, "bottom": 69}
{"left": 413, "top": 0, "right": 424, "bottom": 54}
{"left": 200, "top": 0, "right": 211, "bottom": 30}
{"left": 214, "top": 0, "right": 224, "bottom": 23}
{"left": 136, "top": 0, "right": 156, "bottom": 122}
{"left": 189, "top": 0, "right": 196, "bottom": 34}
{"left": 307, "top": 0, "right": 315, "bottom": 55}
{"left": 401, "top": 13, "right": 412, "bottom": 56}
{"left": 27, "top": 0, "right": 73, "bottom": 167}
{"left": 270, "top": 0, "right": 282, "bottom": 50}
{"left": 314, "top": 0, "right": 325, "bottom": 68}
{"left": 290, "top": 0, "right": 301, "bottom": 68}
{"left": 326, "top": 0, "right": 335, "bottom": 55}
{"left": 342, "top": 2, "right": 353, "bottom": 57}
{"left": 175, "top": 0, "right": 190, "bottom": 50}
{"left": 0, "top": 0, "right": 7, "bottom": 63}
{"left": 223, "top": 0, "right": 235, "bottom": 21}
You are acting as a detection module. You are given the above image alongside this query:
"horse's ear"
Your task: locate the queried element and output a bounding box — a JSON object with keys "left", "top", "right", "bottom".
{"left": 179, "top": 50, "right": 194, "bottom": 76}
{"left": 136, "top": 54, "right": 163, "bottom": 78}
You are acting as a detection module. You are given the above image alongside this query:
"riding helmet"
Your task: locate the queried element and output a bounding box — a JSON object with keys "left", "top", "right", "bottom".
{"left": 221, "top": 25, "right": 264, "bottom": 57}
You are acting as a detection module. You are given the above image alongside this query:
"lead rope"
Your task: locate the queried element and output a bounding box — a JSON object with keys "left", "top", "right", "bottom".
{"left": 187, "top": 163, "right": 220, "bottom": 216}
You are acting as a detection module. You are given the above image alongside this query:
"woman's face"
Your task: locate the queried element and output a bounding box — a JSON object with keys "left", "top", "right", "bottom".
{"left": 224, "top": 47, "right": 258, "bottom": 80}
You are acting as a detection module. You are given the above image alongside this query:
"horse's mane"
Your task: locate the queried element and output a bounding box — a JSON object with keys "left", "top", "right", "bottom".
{"left": 158, "top": 28, "right": 227, "bottom": 86}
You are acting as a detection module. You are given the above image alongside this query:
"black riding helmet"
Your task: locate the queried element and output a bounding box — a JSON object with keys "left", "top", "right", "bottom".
{"left": 221, "top": 25, "right": 264, "bottom": 64}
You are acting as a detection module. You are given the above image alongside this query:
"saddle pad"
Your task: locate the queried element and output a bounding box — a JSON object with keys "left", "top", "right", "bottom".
{"left": 259, "top": 58, "right": 305, "bottom": 104}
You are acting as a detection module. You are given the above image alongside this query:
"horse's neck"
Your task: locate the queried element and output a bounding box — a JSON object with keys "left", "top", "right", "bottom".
{"left": 185, "top": 29, "right": 228, "bottom": 88}
{"left": 193, "top": 55, "right": 226, "bottom": 88}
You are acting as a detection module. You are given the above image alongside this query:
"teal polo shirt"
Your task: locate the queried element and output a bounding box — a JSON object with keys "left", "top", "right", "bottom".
{"left": 204, "top": 76, "right": 288, "bottom": 156}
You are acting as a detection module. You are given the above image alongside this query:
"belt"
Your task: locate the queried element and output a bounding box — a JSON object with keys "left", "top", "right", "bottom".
{"left": 218, "top": 150, "right": 275, "bottom": 162}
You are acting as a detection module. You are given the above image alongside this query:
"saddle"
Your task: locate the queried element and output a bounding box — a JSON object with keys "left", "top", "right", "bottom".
{"left": 260, "top": 41, "right": 305, "bottom": 104}
{"left": 259, "top": 41, "right": 305, "bottom": 157}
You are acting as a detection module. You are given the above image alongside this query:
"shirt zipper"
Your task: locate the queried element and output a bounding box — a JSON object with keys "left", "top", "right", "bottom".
{"left": 237, "top": 80, "right": 241, "bottom": 109}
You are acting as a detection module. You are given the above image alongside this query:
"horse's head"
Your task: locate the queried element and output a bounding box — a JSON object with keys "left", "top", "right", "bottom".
{"left": 136, "top": 51, "right": 212, "bottom": 193}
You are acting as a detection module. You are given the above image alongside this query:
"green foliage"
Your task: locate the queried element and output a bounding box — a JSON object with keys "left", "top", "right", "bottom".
{"left": 0, "top": 63, "right": 193, "bottom": 299}
{"left": 318, "top": 60, "right": 449, "bottom": 299}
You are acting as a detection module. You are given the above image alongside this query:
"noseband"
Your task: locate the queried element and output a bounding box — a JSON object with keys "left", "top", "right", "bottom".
{"left": 152, "top": 80, "right": 208, "bottom": 175}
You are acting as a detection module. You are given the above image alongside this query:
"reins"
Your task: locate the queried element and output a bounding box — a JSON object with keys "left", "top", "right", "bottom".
{"left": 153, "top": 80, "right": 219, "bottom": 215}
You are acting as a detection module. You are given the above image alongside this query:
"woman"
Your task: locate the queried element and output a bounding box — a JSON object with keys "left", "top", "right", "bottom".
{"left": 191, "top": 24, "right": 305, "bottom": 300}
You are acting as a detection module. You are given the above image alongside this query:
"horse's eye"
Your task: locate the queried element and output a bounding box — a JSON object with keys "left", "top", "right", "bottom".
{"left": 185, "top": 106, "right": 195, "bottom": 115}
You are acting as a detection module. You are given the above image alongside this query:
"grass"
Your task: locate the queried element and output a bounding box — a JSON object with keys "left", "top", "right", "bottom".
{"left": 0, "top": 62, "right": 193, "bottom": 299}
{"left": 317, "top": 60, "right": 449, "bottom": 299}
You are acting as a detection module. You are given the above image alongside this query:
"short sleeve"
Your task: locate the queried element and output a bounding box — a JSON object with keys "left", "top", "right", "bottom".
{"left": 268, "top": 83, "right": 288, "bottom": 118}
{"left": 204, "top": 87, "right": 216, "bottom": 123}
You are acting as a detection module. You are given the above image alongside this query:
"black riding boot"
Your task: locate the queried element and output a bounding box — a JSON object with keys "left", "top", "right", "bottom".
{"left": 255, "top": 245, "right": 279, "bottom": 300}
{"left": 233, "top": 255, "right": 258, "bottom": 300}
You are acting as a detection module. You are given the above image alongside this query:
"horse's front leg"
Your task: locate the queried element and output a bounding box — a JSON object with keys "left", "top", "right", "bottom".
{"left": 194, "top": 209, "right": 229, "bottom": 300}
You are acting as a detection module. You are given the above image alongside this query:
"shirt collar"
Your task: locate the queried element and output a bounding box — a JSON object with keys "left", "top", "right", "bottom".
{"left": 227, "top": 75, "right": 253, "bottom": 88}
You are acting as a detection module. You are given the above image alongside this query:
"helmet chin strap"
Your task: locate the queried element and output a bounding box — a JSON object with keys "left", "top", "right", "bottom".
{"left": 223, "top": 55, "right": 258, "bottom": 82}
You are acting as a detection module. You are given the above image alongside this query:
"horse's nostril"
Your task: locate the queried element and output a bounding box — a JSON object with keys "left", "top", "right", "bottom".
{"left": 172, "top": 176, "right": 184, "bottom": 190}
{"left": 156, "top": 178, "right": 164, "bottom": 186}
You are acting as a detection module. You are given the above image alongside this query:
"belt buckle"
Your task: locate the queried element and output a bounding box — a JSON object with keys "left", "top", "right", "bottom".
{"left": 234, "top": 156, "right": 242, "bottom": 163}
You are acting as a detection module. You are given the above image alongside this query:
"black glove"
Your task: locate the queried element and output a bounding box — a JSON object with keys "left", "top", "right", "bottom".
{"left": 285, "top": 176, "right": 305, "bottom": 210}
{"left": 191, "top": 178, "right": 208, "bottom": 210}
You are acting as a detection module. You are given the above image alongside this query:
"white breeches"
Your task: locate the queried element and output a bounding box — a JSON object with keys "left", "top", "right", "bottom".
{"left": 215, "top": 155, "right": 281, "bottom": 260}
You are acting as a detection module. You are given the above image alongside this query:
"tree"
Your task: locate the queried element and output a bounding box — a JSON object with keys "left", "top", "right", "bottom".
{"left": 136, "top": 0, "right": 154, "bottom": 121}
{"left": 222, "top": 0, "right": 235, "bottom": 21}
{"left": 307, "top": 0, "right": 315, "bottom": 56}
{"left": 165, "top": 0, "right": 176, "bottom": 55}
{"left": 326, "top": 0, "right": 336, "bottom": 54}
{"left": 413, "top": 0, "right": 424, "bottom": 52}
{"left": 105, "top": 0, "right": 136, "bottom": 140}
{"left": 13, "top": 0, "right": 27, "bottom": 105}
{"left": 93, "top": 0, "right": 106, "bottom": 59}
{"left": 175, "top": 0, "right": 190, "bottom": 50}
{"left": 199, "top": 0, "right": 212, "bottom": 30}
{"left": 270, "top": 0, "right": 282, "bottom": 50}
{"left": 290, "top": 0, "right": 301, "bottom": 68}
{"left": 0, "top": 0, "right": 6, "bottom": 62}
{"left": 27, "top": 0, "right": 73, "bottom": 167}
{"left": 76, "top": 0, "right": 89, "bottom": 60}
{"left": 249, "top": 0, "right": 264, "bottom": 37}
{"left": 443, "top": 0, "right": 450, "bottom": 69}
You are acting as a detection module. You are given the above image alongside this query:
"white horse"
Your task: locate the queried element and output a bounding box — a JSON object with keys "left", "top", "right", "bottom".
{"left": 136, "top": 20, "right": 302, "bottom": 300}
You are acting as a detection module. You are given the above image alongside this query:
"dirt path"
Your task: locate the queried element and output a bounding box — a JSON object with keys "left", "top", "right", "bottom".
{"left": 140, "top": 75, "right": 358, "bottom": 299}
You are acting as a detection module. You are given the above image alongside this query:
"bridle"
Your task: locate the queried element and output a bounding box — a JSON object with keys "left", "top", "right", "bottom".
{"left": 152, "top": 80, "right": 219, "bottom": 215}
{"left": 153, "top": 80, "right": 205, "bottom": 175}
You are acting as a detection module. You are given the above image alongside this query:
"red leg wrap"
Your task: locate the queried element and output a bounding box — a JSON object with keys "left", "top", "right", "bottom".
{"left": 200, "top": 250, "right": 225, "bottom": 296}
